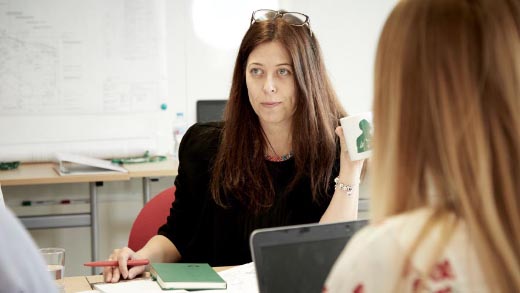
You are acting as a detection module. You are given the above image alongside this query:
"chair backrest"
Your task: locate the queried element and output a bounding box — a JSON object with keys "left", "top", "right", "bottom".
{"left": 128, "top": 186, "right": 175, "bottom": 251}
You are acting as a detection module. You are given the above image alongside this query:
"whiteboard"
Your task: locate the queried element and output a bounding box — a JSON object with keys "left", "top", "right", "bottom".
{"left": 0, "top": 0, "right": 173, "bottom": 162}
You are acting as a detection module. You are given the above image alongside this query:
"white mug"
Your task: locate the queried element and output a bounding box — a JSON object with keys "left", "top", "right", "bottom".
{"left": 340, "top": 112, "right": 373, "bottom": 161}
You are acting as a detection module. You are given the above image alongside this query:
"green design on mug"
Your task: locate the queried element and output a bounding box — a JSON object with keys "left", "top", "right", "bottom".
{"left": 356, "top": 119, "right": 373, "bottom": 153}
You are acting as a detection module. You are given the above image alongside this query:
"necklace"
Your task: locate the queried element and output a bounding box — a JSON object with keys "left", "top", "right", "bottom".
{"left": 264, "top": 136, "right": 293, "bottom": 162}
{"left": 265, "top": 151, "right": 294, "bottom": 162}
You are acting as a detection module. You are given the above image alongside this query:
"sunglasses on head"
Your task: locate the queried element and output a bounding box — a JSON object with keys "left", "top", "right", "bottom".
{"left": 250, "top": 9, "right": 313, "bottom": 36}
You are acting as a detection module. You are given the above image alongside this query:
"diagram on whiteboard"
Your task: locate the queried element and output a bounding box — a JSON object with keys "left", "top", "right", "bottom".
{"left": 0, "top": 31, "right": 59, "bottom": 113}
{"left": 0, "top": 0, "right": 173, "bottom": 162}
{"left": 0, "top": 0, "right": 166, "bottom": 114}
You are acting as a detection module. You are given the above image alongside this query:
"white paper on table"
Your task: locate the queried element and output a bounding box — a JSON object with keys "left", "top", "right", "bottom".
{"left": 93, "top": 263, "right": 258, "bottom": 293}
{"left": 93, "top": 279, "right": 187, "bottom": 293}
{"left": 196, "top": 262, "right": 259, "bottom": 293}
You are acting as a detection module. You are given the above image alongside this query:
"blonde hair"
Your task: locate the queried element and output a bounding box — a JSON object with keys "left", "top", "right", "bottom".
{"left": 372, "top": 0, "right": 520, "bottom": 290}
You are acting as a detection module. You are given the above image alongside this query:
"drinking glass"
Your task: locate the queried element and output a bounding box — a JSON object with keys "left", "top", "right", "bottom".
{"left": 40, "top": 248, "right": 66, "bottom": 293}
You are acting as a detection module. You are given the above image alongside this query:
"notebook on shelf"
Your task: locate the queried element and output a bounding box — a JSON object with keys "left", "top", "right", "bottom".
{"left": 250, "top": 219, "right": 368, "bottom": 293}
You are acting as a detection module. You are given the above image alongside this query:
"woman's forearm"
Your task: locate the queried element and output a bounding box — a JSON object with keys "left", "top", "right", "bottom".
{"left": 320, "top": 186, "right": 359, "bottom": 223}
{"left": 137, "top": 235, "right": 182, "bottom": 263}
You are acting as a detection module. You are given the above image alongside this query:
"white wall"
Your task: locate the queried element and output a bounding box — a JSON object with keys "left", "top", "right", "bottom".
{"left": 3, "top": 0, "right": 395, "bottom": 277}
{"left": 305, "top": 0, "right": 396, "bottom": 113}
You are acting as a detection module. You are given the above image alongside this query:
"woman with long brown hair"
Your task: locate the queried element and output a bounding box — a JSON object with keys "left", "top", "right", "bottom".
{"left": 326, "top": 0, "right": 520, "bottom": 291}
{"left": 104, "top": 9, "right": 363, "bottom": 282}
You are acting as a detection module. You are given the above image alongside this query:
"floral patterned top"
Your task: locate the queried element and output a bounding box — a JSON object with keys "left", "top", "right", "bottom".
{"left": 324, "top": 208, "right": 490, "bottom": 292}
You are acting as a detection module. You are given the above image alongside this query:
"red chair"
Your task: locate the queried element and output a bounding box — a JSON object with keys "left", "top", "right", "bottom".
{"left": 127, "top": 186, "right": 175, "bottom": 251}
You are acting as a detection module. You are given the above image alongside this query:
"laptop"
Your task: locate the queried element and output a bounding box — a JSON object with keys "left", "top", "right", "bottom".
{"left": 250, "top": 219, "right": 368, "bottom": 293}
{"left": 196, "top": 100, "right": 227, "bottom": 123}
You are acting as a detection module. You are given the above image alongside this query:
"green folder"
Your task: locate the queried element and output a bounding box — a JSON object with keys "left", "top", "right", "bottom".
{"left": 150, "top": 263, "right": 227, "bottom": 290}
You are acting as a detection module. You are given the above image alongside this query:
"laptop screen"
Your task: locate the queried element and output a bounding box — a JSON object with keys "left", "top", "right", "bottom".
{"left": 196, "top": 100, "right": 227, "bottom": 123}
{"left": 250, "top": 220, "right": 368, "bottom": 293}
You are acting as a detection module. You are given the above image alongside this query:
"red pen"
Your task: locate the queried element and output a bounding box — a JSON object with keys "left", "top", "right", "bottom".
{"left": 83, "top": 259, "right": 150, "bottom": 267}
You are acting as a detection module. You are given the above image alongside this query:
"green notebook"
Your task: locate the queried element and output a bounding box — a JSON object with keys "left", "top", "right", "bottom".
{"left": 150, "top": 263, "right": 227, "bottom": 290}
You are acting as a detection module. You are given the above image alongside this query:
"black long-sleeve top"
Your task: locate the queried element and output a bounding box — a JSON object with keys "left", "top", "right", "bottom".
{"left": 158, "top": 122, "right": 338, "bottom": 266}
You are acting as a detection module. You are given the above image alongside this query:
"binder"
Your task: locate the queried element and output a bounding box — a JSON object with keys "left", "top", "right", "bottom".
{"left": 54, "top": 153, "right": 128, "bottom": 176}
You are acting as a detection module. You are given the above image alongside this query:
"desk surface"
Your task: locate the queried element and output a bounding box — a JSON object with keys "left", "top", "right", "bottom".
{"left": 0, "top": 157, "right": 178, "bottom": 186}
{"left": 64, "top": 267, "right": 232, "bottom": 293}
